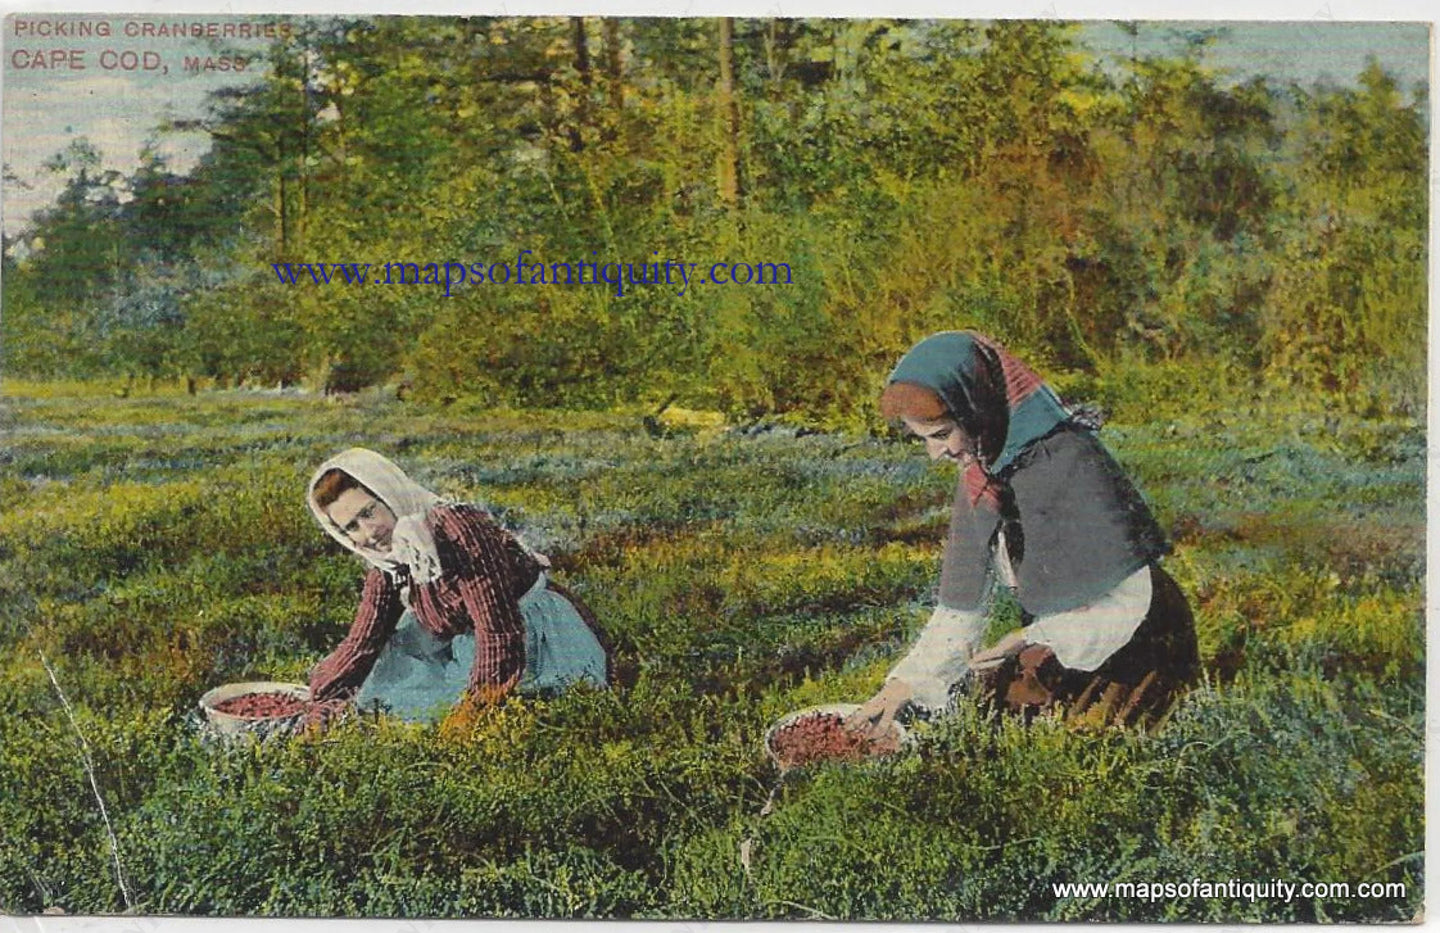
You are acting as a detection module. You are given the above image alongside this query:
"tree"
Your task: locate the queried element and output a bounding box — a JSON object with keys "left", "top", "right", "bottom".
{"left": 716, "top": 18, "right": 742, "bottom": 207}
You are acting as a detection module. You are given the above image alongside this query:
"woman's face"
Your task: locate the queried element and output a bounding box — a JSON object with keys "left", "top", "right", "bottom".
{"left": 326, "top": 487, "right": 398, "bottom": 553}
{"left": 903, "top": 415, "right": 975, "bottom": 467}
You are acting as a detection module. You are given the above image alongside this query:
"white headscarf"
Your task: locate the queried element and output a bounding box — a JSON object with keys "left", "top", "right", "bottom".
{"left": 307, "top": 448, "right": 447, "bottom": 585}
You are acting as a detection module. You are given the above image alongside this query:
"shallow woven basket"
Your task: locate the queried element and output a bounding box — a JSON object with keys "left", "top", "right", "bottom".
{"left": 762, "top": 702, "right": 909, "bottom": 769}
{"left": 198, "top": 681, "right": 311, "bottom": 738}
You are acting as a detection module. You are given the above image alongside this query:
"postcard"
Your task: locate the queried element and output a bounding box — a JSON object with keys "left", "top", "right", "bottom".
{"left": 0, "top": 6, "right": 1428, "bottom": 926}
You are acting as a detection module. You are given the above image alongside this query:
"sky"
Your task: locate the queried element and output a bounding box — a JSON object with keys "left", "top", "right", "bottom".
{"left": 1, "top": 7, "right": 1432, "bottom": 239}
{"left": 1081, "top": 19, "right": 1430, "bottom": 87}
{"left": 3, "top": 16, "right": 279, "bottom": 237}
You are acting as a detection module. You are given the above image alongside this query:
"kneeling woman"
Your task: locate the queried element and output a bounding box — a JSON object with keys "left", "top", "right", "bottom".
{"left": 306, "top": 448, "right": 607, "bottom": 721}
{"left": 849, "top": 332, "right": 1199, "bottom": 735}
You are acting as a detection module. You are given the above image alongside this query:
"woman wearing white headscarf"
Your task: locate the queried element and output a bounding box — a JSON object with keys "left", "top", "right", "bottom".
{"left": 306, "top": 448, "right": 607, "bottom": 722}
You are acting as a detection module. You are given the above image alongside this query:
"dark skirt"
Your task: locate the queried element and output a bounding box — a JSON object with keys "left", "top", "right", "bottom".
{"left": 971, "top": 564, "right": 1200, "bottom": 729}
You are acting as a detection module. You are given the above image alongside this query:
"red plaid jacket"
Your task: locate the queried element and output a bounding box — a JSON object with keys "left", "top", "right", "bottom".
{"left": 308, "top": 504, "right": 542, "bottom": 702}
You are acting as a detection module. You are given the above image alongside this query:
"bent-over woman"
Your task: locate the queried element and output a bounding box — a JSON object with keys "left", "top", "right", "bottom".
{"left": 849, "top": 331, "right": 1199, "bottom": 735}
{"left": 307, "top": 448, "right": 607, "bottom": 722}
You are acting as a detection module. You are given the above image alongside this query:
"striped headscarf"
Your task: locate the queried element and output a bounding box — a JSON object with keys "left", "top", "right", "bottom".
{"left": 886, "top": 331, "right": 1166, "bottom": 615}
{"left": 887, "top": 331, "right": 1071, "bottom": 507}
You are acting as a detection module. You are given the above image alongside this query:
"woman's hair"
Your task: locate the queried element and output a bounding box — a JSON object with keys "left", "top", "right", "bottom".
{"left": 880, "top": 380, "right": 950, "bottom": 423}
{"left": 312, "top": 469, "right": 363, "bottom": 509}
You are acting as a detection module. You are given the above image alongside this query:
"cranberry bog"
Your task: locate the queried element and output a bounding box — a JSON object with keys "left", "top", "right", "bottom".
{"left": 0, "top": 385, "right": 1422, "bottom": 920}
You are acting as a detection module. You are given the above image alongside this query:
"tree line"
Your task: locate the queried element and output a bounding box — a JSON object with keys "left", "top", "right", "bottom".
{"left": 1, "top": 19, "right": 1427, "bottom": 418}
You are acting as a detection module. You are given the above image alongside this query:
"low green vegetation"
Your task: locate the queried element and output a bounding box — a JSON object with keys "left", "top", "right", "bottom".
{"left": 0, "top": 381, "right": 1421, "bottom": 920}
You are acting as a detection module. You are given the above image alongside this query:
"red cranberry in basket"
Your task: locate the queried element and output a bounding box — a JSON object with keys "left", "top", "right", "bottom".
{"left": 770, "top": 712, "right": 900, "bottom": 769}
{"left": 213, "top": 692, "right": 308, "bottom": 719}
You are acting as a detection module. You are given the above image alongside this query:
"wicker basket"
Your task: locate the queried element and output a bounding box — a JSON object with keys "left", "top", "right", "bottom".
{"left": 198, "top": 681, "right": 311, "bottom": 738}
{"left": 763, "top": 703, "right": 909, "bottom": 769}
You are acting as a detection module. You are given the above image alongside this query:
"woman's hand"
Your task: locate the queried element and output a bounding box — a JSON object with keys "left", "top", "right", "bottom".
{"left": 967, "top": 628, "right": 1027, "bottom": 671}
{"left": 845, "top": 678, "right": 914, "bottom": 741}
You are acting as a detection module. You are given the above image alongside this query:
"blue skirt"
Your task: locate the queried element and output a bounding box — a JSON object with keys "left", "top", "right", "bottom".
{"left": 354, "top": 574, "right": 607, "bottom": 722}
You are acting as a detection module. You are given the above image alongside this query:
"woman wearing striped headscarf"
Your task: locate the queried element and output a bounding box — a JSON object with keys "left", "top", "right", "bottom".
{"left": 847, "top": 332, "right": 1199, "bottom": 735}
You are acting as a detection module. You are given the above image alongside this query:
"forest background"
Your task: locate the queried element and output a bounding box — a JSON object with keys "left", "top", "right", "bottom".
{"left": 0, "top": 16, "right": 1429, "bottom": 922}
{"left": 2, "top": 17, "right": 1428, "bottom": 419}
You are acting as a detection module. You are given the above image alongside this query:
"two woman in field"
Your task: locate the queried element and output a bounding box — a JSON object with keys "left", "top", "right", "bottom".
{"left": 304, "top": 331, "right": 1195, "bottom": 729}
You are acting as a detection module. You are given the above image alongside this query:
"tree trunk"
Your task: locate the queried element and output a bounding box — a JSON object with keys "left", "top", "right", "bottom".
{"left": 763, "top": 18, "right": 794, "bottom": 100}
{"left": 717, "top": 17, "right": 742, "bottom": 208}
{"left": 602, "top": 18, "right": 624, "bottom": 142}
{"left": 296, "top": 35, "right": 310, "bottom": 252}
{"left": 571, "top": 17, "right": 591, "bottom": 153}
{"left": 275, "top": 172, "right": 288, "bottom": 255}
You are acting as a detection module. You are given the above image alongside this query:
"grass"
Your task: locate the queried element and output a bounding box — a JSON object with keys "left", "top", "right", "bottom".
{"left": 0, "top": 380, "right": 1423, "bottom": 920}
